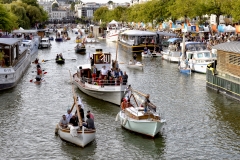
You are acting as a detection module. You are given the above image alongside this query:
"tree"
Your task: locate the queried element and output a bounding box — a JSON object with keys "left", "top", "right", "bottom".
{"left": 93, "top": 6, "right": 109, "bottom": 22}
{"left": 231, "top": 0, "right": 240, "bottom": 22}
{"left": 0, "top": 4, "right": 18, "bottom": 31}
{"left": 71, "top": 2, "right": 75, "bottom": 11}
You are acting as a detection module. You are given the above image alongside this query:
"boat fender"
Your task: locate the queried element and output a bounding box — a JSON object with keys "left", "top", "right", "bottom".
{"left": 55, "top": 124, "right": 59, "bottom": 135}
{"left": 115, "top": 113, "right": 119, "bottom": 121}
{"left": 123, "top": 117, "right": 128, "bottom": 126}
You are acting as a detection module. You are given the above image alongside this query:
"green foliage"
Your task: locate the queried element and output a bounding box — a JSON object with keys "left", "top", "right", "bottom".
{"left": 0, "top": 4, "right": 18, "bottom": 31}
{"left": 21, "top": 0, "right": 38, "bottom": 7}
{"left": 93, "top": 6, "right": 109, "bottom": 22}
{"left": 71, "top": 2, "right": 75, "bottom": 11}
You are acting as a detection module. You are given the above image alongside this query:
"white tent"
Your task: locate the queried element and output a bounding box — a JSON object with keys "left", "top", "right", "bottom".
{"left": 225, "top": 25, "right": 236, "bottom": 32}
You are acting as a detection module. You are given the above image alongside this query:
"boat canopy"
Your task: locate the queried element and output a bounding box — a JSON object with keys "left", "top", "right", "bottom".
{"left": 167, "top": 38, "right": 182, "bottom": 43}
{"left": 156, "top": 31, "right": 176, "bottom": 37}
{"left": 12, "top": 30, "right": 38, "bottom": 34}
{"left": 120, "top": 30, "right": 156, "bottom": 36}
{"left": 109, "top": 20, "right": 119, "bottom": 24}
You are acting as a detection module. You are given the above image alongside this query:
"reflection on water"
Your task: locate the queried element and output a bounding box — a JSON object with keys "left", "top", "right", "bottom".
{"left": 0, "top": 32, "right": 240, "bottom": 159}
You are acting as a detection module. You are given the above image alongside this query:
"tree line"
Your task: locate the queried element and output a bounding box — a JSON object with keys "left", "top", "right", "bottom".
{"left": 0, "top": 0, "right": 48, "bottom": 31}
{"left": 93, "top": 0, "right": 240, "bottom": 27}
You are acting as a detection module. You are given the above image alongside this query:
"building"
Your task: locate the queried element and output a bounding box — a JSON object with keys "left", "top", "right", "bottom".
{"left": 130, "top": 0, "right": 151, "bottom": 6}
{"left": 75, "top": 2, "right": 100, "bottom": 19}
{"left": 38, "top": 0, "right": 72, "bottom": 21}
{"left": 206, "top": 42, "right": 240, "bottom": 101}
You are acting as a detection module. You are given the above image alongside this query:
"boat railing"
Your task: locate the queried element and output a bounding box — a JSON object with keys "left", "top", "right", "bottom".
{"left": 76, "top": 76, "right": 127, "bottom": 86}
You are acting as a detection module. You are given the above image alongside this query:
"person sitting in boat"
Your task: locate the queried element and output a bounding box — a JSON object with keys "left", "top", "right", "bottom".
{"left": 34, "top": 58, "right": 39, "bottom": 64}
{"left": 129, "top": 60, "right": 133, "bottom": 65}
{"left": 59, "top": 115, "right": 68, "bottom": 128}
{"left": 59, "top": 53, "right": 64, "bottom": 60}
{"left": 37, "top": 66, "right": 42, "bottom": 77}
{"left": 143, "top": 47, "right": 148, "bottom": 54}
{"left": 69, "top": 115, "right": 78, "bottom": 126}
{"left": 65, "top": 109, "right": 73, "bottom": 123}
{"left": 56, "top": 54, "right": 59, "bottom": 60}
{"left": 87, "top": 110, "right": 94, "bottom": 120}
{"left": 147, "top": 49, "right": 151, "bottom": 55}
{"left": 133, "top": 53, "right": 137, "bottom": 64}
{"left": 122, "top": 71, "right": 128, "bottom": 85}
{"left": 82, "top": 115, "right": 95, "bottom": 130}
{"left": 35, "top": 73, "right": 42, "bottom": 82}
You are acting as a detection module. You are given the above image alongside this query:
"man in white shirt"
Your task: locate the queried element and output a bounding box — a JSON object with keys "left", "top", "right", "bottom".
{"left": 101, "top": 66, "right": 108, "bottom": 79}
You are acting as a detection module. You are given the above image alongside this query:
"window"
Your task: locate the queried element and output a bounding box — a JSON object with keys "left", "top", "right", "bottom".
{"left": 229, "top": 54, "right": 240, "bottom": 66}
{"left": 197, "top": 53, "right": 203, "bottom": 58}
{"left": 204, "top": 52, "right": 210, "bottom": 58}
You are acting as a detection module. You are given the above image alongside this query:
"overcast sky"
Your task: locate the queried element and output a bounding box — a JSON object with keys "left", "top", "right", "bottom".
{"left": 82, "top": 0, "right": 130, "bottom": 3}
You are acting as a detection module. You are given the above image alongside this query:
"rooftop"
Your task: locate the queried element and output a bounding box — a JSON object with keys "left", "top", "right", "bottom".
{"left": 0, "top": 38, "right": 21, "bottom": 45}
{"left": 212, "top": 41, "right": 240, "bottom": 54}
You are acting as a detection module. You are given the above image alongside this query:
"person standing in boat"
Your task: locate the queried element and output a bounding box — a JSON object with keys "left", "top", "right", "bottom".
{"left": 122, "top": 71, "right": 128, "bottom": 85}
{"left": 65, "top": 109, "right": 73, "bottom": 123}
{"left": 92, "top": 65, "right": 97, "bottom": 82}
{"left": 101, "top": 66, "right": 108, "bottom": 79}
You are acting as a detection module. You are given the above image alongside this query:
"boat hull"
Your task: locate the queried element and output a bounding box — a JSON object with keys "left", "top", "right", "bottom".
{"left": 119, "top": 111, "right": 165, "bottom": 137}
{"left": 55, "top": 38, "right": 63, "bottom": 42}
{"left": 73, "top": 79, "right": 125, "bottom": 105}
{"left": 75, "top": 48, "right": 86, "bottom": 54}
{"left": 127, "top": 64, "right": 143, "bottom": 70}
{"left": 57, "top": 125, "right": 95, "bottom": 147}
{"left": 0, "top": 54, "right": 31, "bottom": 90}
{"left": 118, "top": 41, "right": 156, "bottom": 53}
{"left": 56, "top": 59, "right": 65, "bottom": 64}
{"left": 189, "top": 63, "right": 208, "bottom": 73}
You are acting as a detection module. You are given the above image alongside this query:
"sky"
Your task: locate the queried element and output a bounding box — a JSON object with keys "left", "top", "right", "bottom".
{"left": 82, "top": 0, "right": 130, "bottom": 3}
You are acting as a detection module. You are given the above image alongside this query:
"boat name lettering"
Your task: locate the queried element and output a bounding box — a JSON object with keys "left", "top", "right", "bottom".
{"left": 4, "top": 69, "right": 11, "bottom": 72}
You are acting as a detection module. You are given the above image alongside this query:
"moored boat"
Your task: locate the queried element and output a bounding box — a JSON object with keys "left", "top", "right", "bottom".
{"left": 12, "top": 29, "right": 40, "bottom": 61}
{"left": 118, "top": 30, "right": 158, "bottom": 53}
{"left": 106, "top": 20, "right": 123, "bottom": 42}
{"left": 0, "top": 38, "right": 31, "bottom": 90}
{"left": 73, "top": 49, "right": 128, "bottom": 105}
{"left": 116, "top": 87, "right": 166, "bottom": 137}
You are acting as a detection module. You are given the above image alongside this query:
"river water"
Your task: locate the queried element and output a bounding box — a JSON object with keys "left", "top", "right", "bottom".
{"left": 0, "top": 32, "right": 240, "bottom": 159}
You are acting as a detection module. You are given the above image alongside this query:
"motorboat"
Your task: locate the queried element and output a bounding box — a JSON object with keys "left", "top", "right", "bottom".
{"left": 0, "top": 38, "right": 31, "bottom": 90}
{"left": 39, "top": 37, "right": 51, "bottom": 49}
{"left": 12, "top": 29, "right": 40, "bottom": 61}
{"left": 115, "top": 88, "right": 166, "bottom": 137}
{"left": 179, "top": 41, "right": 213, "bottom": 73}
{"left": 73, "top": 49, "right": 127, "bottom": 105}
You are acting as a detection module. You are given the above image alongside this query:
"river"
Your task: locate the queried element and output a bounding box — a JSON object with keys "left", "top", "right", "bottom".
{"left": 0, "top": 32, "right": 239, "bottom": 159}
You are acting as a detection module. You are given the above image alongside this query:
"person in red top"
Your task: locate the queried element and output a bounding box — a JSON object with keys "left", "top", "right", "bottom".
{"left": 87, "top": 110, "right": 94, "bottom": 120}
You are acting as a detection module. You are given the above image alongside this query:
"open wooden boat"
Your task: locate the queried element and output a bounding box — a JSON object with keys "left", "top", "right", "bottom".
{"left": 55, "top": 37, "right": 63, "bottom": 42}
{"left": 57, "top": 124, "right": 96, "bottom": 147}
{"left": 73, "top": 49, "right": 128, "bottom": 105}
{"left": 56, "top": 83, "right": 96, "bottom": 147}
{"left": 116, "top": 88, "right": 166, "bottom": 137}
{"left": 75, "top": 45, "right": 86, "bottom": 54}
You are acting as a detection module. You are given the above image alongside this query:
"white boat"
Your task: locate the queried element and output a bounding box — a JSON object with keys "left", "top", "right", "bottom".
{"left": 56, "top": 94, "right": 96, "bottom": 147}
{"left": 179, "top": 41, "right": 213, "bottom": 73}
{"left": 57, "top": 124, "right": 96, "bottom": 147}
{"left": 161, "top": 38, "right": 182, "bottom": 62}
{"left": 39, "top": 37, "right": 51, "bottom": 49}
{"left": 127, "top": 62, "right": 143, "bottom": 70}
{"left": 116, "top": 88, "right": 166, "bottom": 137}
{"left": 12, "top": 29, "right": 40, "bottom": 61}
{"left": 73, "top": 49, "right": 128, "bottom": 105}
{"left": 106, "top": 20, "right": 123, "bottom": 42}
{"left": 0, "top": 38, "right": 31, "bottom": 90}
{"left": 84, "top": 37, "right": 99, "bottom": 43}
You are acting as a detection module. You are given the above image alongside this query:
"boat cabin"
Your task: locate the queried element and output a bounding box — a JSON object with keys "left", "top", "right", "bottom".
{"left": 0, "top": 38, "right": 28, "bottom": 67}
{"left": 92, "top": 49, "right": 111, "bottom": 71}
{"left": 119, "top": 30, "right": 157, "bottom": 46}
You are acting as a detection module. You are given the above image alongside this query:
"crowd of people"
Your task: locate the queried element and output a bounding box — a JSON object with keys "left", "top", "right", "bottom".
{"left": 90, "top": 57, "right": 128, "bottom": 86}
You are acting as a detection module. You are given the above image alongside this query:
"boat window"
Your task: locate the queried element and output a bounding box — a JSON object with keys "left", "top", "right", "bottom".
{"left": 197, "top": 53, "right": 203, "bottom": 58}
{"left": 212, "top": 53, "right": 217, "bottom": 58}
{"left": 204, "top": 52, "right": 210, "bottom": 58}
